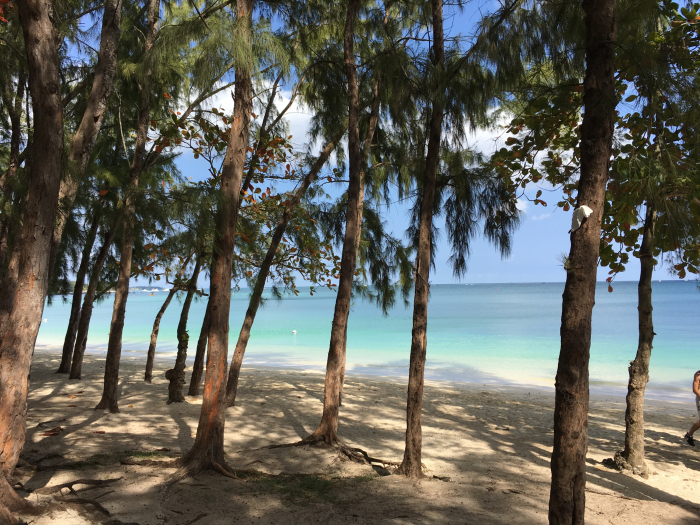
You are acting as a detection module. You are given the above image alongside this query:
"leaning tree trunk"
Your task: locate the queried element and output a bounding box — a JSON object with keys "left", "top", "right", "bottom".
{"left": 145, "top": 289, "right": 177, "bottom": 383}
{"left": 167, "top": 256, "right": 202, "bottom": 403}
{"left": 225, "top": 127, "right": 347, "bottom": 407}
{"left": 95, "top": 0, "right": 158, "bottom": 413}
{"left": 301, "top": 0, "right": 363, "bottom": 447}
{"left": 620, "top": 205, "right": 656, "bottom": 475}
{"left": 57, "top": 204, "right": 102, "bottom": 373}
{"left": 187, "top": 299, "right": 211, "bottom": 396}
{"left": 179, "top": 0, "right": 253, "bottom": 475}
{"left": 548, "top": 0, "right": 617, "bottom": 522}
{"left": 145, "top": 254, "right": 192, "bottom": 382}
{"left": 69, "top": 221, "right": 119, "bottom": 380}
{"left": 47, "top": 0, "right": 123, "bottom": 280}
{"left": 396, "top": 0, "right": 445, "bottom": 480}
{"left": 0, "top": 0, "right": 63, "bottom": 519}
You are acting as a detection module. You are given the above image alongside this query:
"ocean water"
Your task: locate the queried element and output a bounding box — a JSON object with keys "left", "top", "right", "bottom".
{"left": 36, "top": 281, "right": 700, "bottom": 401}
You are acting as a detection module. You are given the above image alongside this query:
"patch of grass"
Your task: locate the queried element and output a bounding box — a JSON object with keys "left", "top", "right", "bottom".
{"left": 253, "top": 475, "right": 336, "bottom": 505}
{"left": 83, "top": 449, "right": 172, "bottom": 466}
{"left": 353, "top": 473, "right": 378, "bottom": 483}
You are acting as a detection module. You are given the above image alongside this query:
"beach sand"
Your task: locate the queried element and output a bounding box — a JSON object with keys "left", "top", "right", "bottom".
{"left": 10, "top": 350, "right": 700, "bottom": 524}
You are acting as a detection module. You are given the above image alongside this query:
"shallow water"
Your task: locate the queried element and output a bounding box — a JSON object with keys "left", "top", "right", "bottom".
{"left": 36, "top": 280, "right": 700, "bottom": 401}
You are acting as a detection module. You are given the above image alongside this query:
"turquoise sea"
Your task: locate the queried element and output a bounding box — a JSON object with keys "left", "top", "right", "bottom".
{"left": 36, "top": 281, "right": 700, "bottom": 401}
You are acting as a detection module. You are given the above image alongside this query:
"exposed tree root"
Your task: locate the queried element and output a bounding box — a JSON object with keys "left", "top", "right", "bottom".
{"left": 52, "top": 495, "right": 111, "bottom": 515}
{"left": 34, "top": 477, "right": 123, "bottom": 495}
{"left": 258, "top": 435, "right": 400, "bottom": 470}
{"left": 119, "top": 458, "right": 179, "bottom": 468}
{"left": 602, "top": 452, "right": 649, "bottom": 479}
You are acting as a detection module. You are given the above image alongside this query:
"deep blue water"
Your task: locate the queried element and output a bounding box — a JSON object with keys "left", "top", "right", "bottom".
{"left": 36, "top": 281, "right": 700, "bottom": 400}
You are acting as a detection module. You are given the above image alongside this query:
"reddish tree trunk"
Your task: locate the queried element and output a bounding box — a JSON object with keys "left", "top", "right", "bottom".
{"left": 167, "top": 256, "right": 202, "bottom": 403}
{"left": 225, "top": 128, "right": 346, "bottom": 407}
{"left": 95, "top": 0, "right": 159, "bottom": 413}
{"left": 180, "top": 0, "right": 253, "bottom": 473}
{"left": 145, "top": 254, "right": 193, "bottom": 382}
{"left": 187, "top": 299, "right": 211, "bottom": 396}
{"left": 70, "top": 221, "right": 119, "bottom": 380}
{"left": 0, "top": 0, "right": 63, "bottom": 517}
{"left": 548, "top": 0, "right": 616, "bottom": 521}
{"left": 57, "top": 205, "right": 102, "bottom": 373}
{"left": 304, "top": 0, "right": 363, "bottom": 446}
{"left": 396, "top": 0, "right": 444, "bottom": 480}
{"left": 48, "top": 0, "right": 123, "bottom": 279}
{"left": 621, "top": 206, "right": 656, "bottom": 473}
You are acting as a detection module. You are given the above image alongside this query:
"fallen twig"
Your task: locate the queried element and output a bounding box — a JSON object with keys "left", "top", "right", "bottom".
{"left": 35, "top": 477, "right": 123, "bottom": 495}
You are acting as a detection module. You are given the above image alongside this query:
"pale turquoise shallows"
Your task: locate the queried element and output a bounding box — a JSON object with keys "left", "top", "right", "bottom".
{"left": 36, "top": 281, "right": 699, "bottom": 400}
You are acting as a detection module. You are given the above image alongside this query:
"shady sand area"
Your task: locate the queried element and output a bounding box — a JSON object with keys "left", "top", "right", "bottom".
{"left": 11, "top": 350, "right": 700, "bottom": 524}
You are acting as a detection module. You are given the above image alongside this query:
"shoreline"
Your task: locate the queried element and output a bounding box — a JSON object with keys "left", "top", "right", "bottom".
{"left": 31, "top": 345, "right": 695, "bottom": 407}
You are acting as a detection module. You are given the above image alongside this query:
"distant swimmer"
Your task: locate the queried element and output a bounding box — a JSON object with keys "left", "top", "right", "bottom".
{"left": 292, "top": 330, "right": 297, "bottom": 334}
{"left": 683, "top": 370, "right": 700, "bottom": 446}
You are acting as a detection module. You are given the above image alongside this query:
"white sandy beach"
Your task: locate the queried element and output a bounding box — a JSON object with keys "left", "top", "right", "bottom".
{"left": 10, "top": 349, "right": 700, "bottom": 524}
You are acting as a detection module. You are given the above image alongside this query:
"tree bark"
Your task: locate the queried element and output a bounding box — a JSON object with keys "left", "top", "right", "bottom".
{"left": 396, "top": 0, "right": 444, "bottom": 480}
{"left": 180, "top": 0, "right": 253, "bottom": 473}
{"left": 167, "top": 256, "right": 202, "bottom": 403}
{"left": 302, "top": 0, "right": 363, "bottom": 446}
{"left": 0, "top": 68, "right": 27, "bottom": 282}
{"left": 47, "top": 0, "right": 123, "bottom": 280}
{"left": 145, "top": 254, "right": 193, "bottom": 382}
{"left": 57, "top": 204, "right": 103, "bottom": 373}
{"left": 187, "top": 298, "right": 211, "bottom": 396}
{"left": 225, "top": 126, "right": 347, "bottom": 407}
{"left": 548, "top": 0, "right": 616, "bottom": 521}
{"left": 70, "top": 219, "right": 119, "bottom": 380}
{"left": 0, "top": 0, "right": 63, "bottom": 516}
{"left": 621, "top": 205, "right": 656, "bottom": 472}
{"left": 95, "top": 0, "right": 158, "bottom": 413}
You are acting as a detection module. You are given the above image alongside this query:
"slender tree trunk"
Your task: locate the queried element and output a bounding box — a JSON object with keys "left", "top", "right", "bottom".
{"left": 338, "top": 79, "right": 381, "bottom": 407}
{"left": 187, "top": 299, "right": 211, "bottom": 396}
{"left": 0, "top": 0, "right": 63, "bottom": 518}
{"left": 57, "top": 205, "right": 103, "bottom": 373}
{"left": 145, "top": 289, "right": 177, "bottom": 383}
{"left": 47, "top": 0, "right": 123, "bottom": 280}
{"left": 70, "top": 220, "right": 119, "bottom": 380}
{"left": 180, "top": 0, "right": 253, "bottom": 473}
{"left": 167, "top": 256, "right": 202, "bottom": 403}
{"left": 95, "top": 0, "right": 158, "bottom": 413}
{"left": 396, "top": 0, "right": 445, "bottom": 480}
{"left": 548, "top": 0, "right": 616, "bottom": 521}
{"left": 621, "top": 205, "right": 656, "bottom": 473}
{"left": 225, "top": 127, "right": 347, "bottom": 407}
{"left": 145, "top": 254, "right": 193, "bottom": 382}
{"left": 302, "top": 0, "right": 363, "bottom": 446}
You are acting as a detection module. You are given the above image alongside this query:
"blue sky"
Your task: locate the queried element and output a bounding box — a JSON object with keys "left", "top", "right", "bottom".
{"left": 164, "top": 0, "right": 677, "bottom": 286}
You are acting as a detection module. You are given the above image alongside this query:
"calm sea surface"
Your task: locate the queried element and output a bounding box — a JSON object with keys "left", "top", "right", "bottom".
{"left": 36, "top": 281, "right": 700, "bottom": 400}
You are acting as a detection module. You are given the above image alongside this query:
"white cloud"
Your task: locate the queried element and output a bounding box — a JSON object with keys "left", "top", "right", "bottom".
{"left": 516, "top": 199, "right": 528, "bottom": 212}
{"left": 531, "top": 213, "right": 552, "bottom": 222}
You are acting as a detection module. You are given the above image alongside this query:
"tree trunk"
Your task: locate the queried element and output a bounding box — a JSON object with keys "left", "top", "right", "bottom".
{"left": 95, "top": 0, "right": 158, "bottom": 413}
{"left": 187, "top": 299, "right": 211, "bottom": 396}
{"left": 396, "top": 0, "right": 444, "bottom": 480}
{"left": 180, "top": 0, "right": 253, "bottom": 473}
{"left": 47, "top": 0, "right": 123, "bottom": 280}
{"left": 548, "top": 0, "right": 617, "bottom": 521}
{"left": 167, "top": 256, "right": 202, "bottom": 403}
{"left": 145, "top": 289, "right": 177, "bottom": 383}
{"left": 225, "top": 127, "right": 347, "bottom": 407}
{"left": 621, "top": 205, "right": 656, "bottom": 473}
{"left": 302, "top": 0, "right": 363, "bottom": 446}
{"left": 0, "top": 0, "right": 63, "bottom": 517}
{"left": 0, "top": 68, "right": 27, "bottom": 282}
{"left": 57, "top": 204, "right": 102, "bottom": 373}
{"left": 338, "top": 79, "right": 381, "bottom": 408}
{"left": 70, "top": 220, "right": 119, "bottom": 380}
{"left": 145, "top": 254, "right": 193, "bottom": 382}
